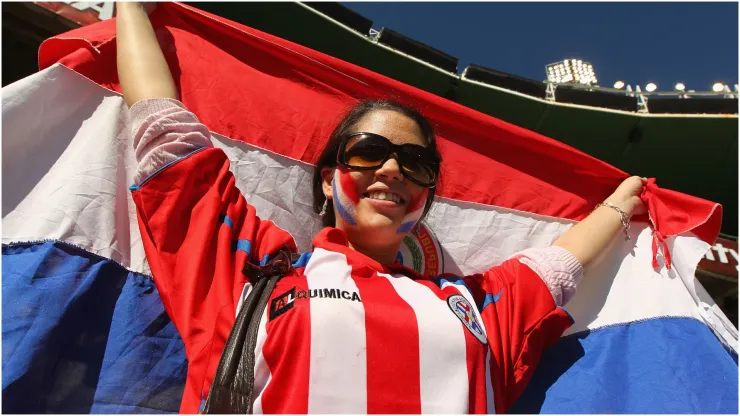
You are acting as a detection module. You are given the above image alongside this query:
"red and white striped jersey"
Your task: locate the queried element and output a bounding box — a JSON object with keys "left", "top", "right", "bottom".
{"left": 251, "top": 231, "right": 493, "bottom": 413}
{"left": 129, "top": 99, "right": 581, "bottom": 414}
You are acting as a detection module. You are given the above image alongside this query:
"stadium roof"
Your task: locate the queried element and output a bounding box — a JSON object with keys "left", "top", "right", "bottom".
{"left": 199, "top": 3, "right": 739, "bottom": 235}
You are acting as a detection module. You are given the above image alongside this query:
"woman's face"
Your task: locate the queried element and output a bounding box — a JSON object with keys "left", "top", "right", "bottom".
{"left": 322, "top": 109, "right": 431, "bottom": 251}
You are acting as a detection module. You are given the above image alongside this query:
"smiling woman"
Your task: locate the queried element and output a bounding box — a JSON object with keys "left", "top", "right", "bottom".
{"left": 313, "top": 103, "right": 440, "bottom": 265}
{"left": 117, "top": 2, "right": 649, "bottom": 414}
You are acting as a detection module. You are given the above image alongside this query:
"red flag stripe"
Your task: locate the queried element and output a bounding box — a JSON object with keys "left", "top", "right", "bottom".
{"left": 39, "top": 3, "right": 720, "bottom": 244}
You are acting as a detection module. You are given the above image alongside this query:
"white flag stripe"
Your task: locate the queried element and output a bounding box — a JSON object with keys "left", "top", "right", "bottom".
{"left": 304, "top": 249, "right": 368, "bottom": 413}
{"left": 2, "top": 64, "right": 148, "bottom": 273}
{"left": 380, "top": 272, "right": 470, "bottom": 413}
{"left": 424, "top": 199, "right": 575, "bottom": 276}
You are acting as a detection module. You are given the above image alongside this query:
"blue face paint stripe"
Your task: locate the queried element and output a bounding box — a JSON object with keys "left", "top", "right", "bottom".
{"left": 332, "top": 178, "right": 357, "bottom": 225}
{"left": 396, "top": 221, "right": 416, "bottom": 234}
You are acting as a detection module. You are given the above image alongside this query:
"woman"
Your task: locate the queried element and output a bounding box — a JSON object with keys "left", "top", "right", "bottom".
{"left": 118, "top": 3, "right": 647, "bottom": 414}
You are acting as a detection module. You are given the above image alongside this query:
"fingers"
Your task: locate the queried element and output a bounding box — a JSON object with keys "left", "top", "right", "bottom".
{"left": 632, "top": 195, "right": 648, "bottom": 216}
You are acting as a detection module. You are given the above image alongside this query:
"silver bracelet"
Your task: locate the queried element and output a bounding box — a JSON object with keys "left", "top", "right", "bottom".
{"left": 595, "top": 202, "right": 631, "bottom": 240}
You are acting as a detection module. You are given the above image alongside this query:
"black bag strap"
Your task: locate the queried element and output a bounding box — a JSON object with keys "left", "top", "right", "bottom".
{"left": 202, "top": 249, "right": 293, "bottom": 414}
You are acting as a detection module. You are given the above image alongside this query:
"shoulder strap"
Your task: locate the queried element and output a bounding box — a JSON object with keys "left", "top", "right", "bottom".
{"left": 202, "top": 249, "right": 293, "bottom": 414}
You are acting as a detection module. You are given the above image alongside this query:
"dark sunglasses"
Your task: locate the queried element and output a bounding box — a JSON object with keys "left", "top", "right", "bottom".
{"left": 336, "top": 132, "right": 440, "bottom": 187}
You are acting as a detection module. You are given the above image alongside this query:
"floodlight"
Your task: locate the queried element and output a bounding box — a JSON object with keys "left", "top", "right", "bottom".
{"left": 674, "top": 82, "right": 685, "bottom": 91}
{"left": 614, "top": 81, "right": 625, "bottom": 89}
{"left": 645, "top": 83, "right": 657, "bottom": 92}
{"left": 546, "top": 59, "right": 598, "bottom": 85}
{"left": 712, "top": 82, "right": 725, "bottom": 92}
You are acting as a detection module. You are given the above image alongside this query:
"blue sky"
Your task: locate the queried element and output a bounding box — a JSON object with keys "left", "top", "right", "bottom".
{"left": 341, "top": 2, "right": 738, "bottom": 92}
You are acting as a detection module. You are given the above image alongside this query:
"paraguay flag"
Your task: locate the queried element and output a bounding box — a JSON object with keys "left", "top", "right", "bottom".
{"left": 2, "top": 2, "right": 737, "bottom": 413}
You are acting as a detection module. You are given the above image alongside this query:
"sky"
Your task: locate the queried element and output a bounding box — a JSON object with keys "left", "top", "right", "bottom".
{"left": 341, "top": 2, "right": 738, "bottom": 92}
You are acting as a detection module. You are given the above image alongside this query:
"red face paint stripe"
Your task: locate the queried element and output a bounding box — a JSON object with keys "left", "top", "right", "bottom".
{"left": 407, "top": 188, "right": 427, "bottom": 214}
{"left": 337, "top": 169, "right": 361, "bottom": 204}
{"left": 353, "top": 274, "right": 422, "bottom": 413}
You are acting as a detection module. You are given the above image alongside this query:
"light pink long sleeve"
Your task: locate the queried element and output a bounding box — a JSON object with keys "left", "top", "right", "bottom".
{"left": 129, "top": 98, "right": 213, "bottom": 185}
{"left": 514, "top": 245, "right": 584, "bottom": 306}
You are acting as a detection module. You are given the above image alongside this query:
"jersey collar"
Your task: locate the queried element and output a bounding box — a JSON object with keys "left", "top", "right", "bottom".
{"left": 311, "top": 227, "right": 426, "bottom": 280}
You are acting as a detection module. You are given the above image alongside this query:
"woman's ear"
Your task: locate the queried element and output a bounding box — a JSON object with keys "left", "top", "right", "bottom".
{"left": 321, "top": 167, "right": 334, "bottom": 200}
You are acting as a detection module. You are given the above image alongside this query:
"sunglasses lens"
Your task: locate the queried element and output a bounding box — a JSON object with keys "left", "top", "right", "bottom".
{"left": 343, "top": 134, "right": 388, "bottom": 167}
{"left": 341, "top": 133, "right": 438, "bottom": 187}
{"left": 398, "top": 148, "right": 436, "bottom": 186}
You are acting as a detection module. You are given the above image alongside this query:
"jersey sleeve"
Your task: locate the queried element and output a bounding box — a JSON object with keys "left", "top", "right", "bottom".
{"left": 128, "top": 99, "right": 296, "bottom": 409}
{"left": 461, "top": 246, "right": 583, "bottom": 413}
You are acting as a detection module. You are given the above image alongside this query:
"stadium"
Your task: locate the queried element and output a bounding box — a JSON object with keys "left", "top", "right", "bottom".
{"left": 2, "top": 2, "right": 740, "bottom": 413}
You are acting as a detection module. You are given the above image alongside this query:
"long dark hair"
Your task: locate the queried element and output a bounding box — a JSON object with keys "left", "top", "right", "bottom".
{"left": 312, "top": 100, "right": 441, "bottom": 228}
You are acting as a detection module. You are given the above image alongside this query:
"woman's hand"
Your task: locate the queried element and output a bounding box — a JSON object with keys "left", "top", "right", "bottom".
{"left": 604, "top": 176, "right": 648, "bottom": 217}
{"left": 552, "top": 175, "right": 649, "bottom": 268}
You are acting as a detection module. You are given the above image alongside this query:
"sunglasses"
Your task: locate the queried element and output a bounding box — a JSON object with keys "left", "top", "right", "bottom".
{"left": 337, "top": 132, "right": 440, "bottom": 187}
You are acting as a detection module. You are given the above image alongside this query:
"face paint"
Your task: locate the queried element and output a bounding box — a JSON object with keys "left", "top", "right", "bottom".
{"left": 334, "top": 167, "right": 428, "bottom": 232}
{"left": 332, "top": 169, "right": 359, "bottom": 225}
{"left": 396, "top": 188, "right": 428, "bottom": 234}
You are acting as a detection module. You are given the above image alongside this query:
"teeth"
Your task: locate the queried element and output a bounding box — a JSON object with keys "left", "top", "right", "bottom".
{"left": 367, "top": 191, "right": 400, "bottom": 203}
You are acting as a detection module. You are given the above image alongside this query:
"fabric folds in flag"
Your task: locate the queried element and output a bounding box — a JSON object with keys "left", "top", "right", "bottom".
{"left": 2, "top": 2, "right": 736, "bottom": 413}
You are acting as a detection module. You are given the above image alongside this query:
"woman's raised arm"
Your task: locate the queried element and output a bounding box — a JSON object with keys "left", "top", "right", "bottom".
{"left": 553, "top": 176, "right": 647, "bottom": 267}
{"left": 116, "top": 2, "right": 178, "bottom": 106}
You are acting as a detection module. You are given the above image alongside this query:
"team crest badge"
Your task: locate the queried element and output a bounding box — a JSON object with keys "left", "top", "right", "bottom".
{"left": 397, "top": 222, "right": 444, "bottom": 276}
{"left": 447, "top": 294, "right": 487, "bottom": 344}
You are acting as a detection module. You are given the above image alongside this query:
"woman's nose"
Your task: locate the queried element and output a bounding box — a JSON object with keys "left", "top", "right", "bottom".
{"left": 375, "top": 157, "right": 403, "bottom": 181}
